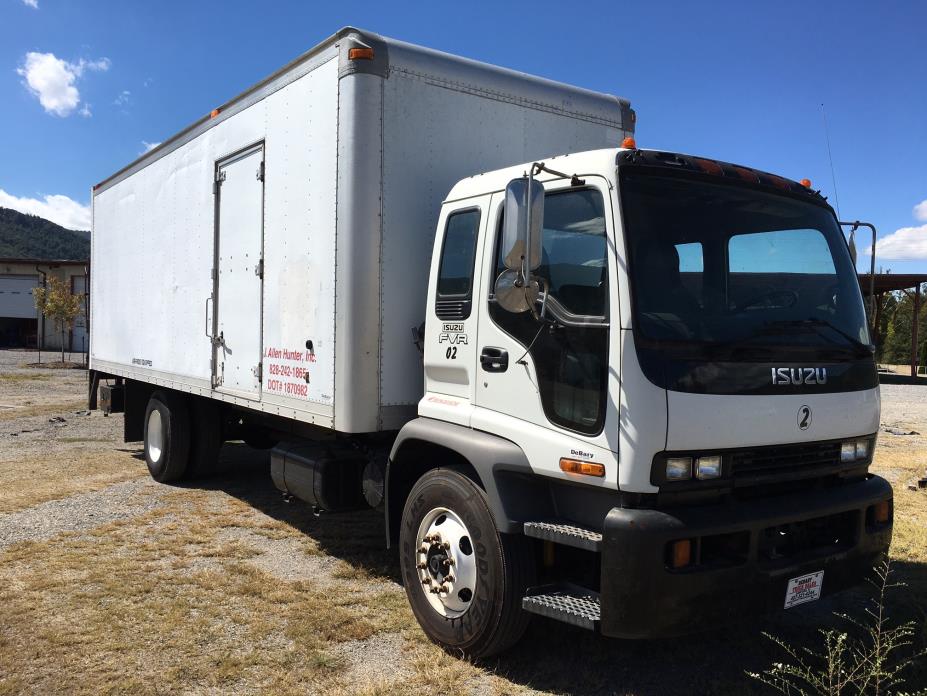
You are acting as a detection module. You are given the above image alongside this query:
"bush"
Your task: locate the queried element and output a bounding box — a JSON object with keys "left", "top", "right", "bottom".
{"left": 747, "top": 560, "right": 925, "bottom": 695}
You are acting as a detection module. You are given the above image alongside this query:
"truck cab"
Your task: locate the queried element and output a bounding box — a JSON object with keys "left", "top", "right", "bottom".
{"left": 389, "top": 145, "right": 892, "bottom": 655}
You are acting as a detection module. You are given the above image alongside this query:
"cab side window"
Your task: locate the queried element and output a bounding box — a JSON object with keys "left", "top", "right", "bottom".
{"left": 435, "top": 208, "right": 480, "bottom": 320}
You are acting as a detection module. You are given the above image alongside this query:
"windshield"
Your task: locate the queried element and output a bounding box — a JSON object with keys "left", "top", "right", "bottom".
{"left": 620, "top": 170, "right": 870, "bottom": 357}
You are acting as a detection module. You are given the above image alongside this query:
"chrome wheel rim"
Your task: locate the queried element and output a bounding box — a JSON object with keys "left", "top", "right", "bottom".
{"left": 414, "top": 507, "right": 477, "bottom": 618}
{"left": 147, "top": 409, "right": 163, "bottom": 463}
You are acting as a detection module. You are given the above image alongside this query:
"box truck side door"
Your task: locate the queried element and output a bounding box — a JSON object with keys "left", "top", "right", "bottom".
{"left": 212, "top": 143, "right": 265, "bottom": 400}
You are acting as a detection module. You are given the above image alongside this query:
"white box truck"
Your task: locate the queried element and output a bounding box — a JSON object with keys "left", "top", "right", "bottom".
{"left": 90, "top": 27, "right": 892, "bottom": 657}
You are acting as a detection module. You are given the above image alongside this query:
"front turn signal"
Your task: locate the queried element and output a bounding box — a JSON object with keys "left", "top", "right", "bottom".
{"left": 559, "top": 458, "right": 605, "bottom": 477}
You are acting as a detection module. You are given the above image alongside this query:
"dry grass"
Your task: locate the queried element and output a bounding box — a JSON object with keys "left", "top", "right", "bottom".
{"left": 0, "top": 401, "right": 86, "bottom": 422}
{"left": 0, "top": 373, "right": 51, "bottom": 382}
{"left": 0, "top": 487, "right": 496, "bottom": 695}
{"left": 0, "top": 449, "right": 144, "bottom": 513}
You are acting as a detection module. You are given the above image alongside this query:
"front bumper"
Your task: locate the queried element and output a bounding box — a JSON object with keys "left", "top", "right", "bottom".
{"left": 599, "top": 475, "right": 893, "bottom": 638}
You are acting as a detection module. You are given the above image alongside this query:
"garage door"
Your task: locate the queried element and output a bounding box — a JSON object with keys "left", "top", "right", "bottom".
{"left": 0, "top": 275, "right": 39, "bottom": 319}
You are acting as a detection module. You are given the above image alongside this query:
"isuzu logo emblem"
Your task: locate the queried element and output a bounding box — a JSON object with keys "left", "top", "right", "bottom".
{"left": 771, "top": 367, "right": 827, "bottom": 386}
{"left": 797, "top": 405, "right": 812, "bottom": 431}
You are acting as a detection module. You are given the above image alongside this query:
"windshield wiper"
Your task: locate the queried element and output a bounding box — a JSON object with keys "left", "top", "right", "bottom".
{"left": 705, "top": 318, "right": 873, "bottom": 359}
{"left": 764, "top": 319, "right": 874, "bottom": 356}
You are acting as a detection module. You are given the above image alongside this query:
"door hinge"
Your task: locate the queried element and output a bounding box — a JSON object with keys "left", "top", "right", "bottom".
{"left": 256, "top": 161, "right": 265, "bottom": 182}
{"left": 255, "top": 258, "right": 264, "bottom": 280}
{"left": 213, "top": 169, "right": 226, "bottom": 195}
{"left": 254, "top": 362, "right": 263, "bottom": 383}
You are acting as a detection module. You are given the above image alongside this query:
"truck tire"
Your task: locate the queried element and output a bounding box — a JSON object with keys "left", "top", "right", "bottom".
{"left": 188, "top": 397, "right": 223, "bottom": 477}
{"left": 399, "top": 468, "right": 534, "bottom": 658}
{"left": 143, "top": 390, "right": 191, "bottom": 483}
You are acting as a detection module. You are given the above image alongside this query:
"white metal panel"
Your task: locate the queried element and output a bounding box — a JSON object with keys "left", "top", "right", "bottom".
{"left": 214, "top": 145, "right": 264, "bottom": 399}
{"left": 378, "top": 73, "right": 624, "bottom": 409}
{"left": 666, "top": 388, "right": 881, "bottom": 451}
{"left": 262, "top": 55, "right": 338, "bottom": 407}
{"left": 91, "top": 47, "right": 339, "bottom": 425}
{"left": 0, "top": 275, "right": 38, "bottom": 319}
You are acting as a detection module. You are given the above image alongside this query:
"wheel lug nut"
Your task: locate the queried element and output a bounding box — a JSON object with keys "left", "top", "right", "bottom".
{"left": 443, "top": 558, "right": 455, "bottom": 567}
{"left": 422, "top": 577, "right": 432, "bottom": 585}
{"left": 416, "top": 562, "right": 427, "bottom": 570}
{"left": 443, "top": 542, "right": 451, "bottom": 550}
{"left": 444, "top": 575, "right": 455, "bottom": 583}
{"left": 419, "top": 545, "right": 429, "bottom": 553}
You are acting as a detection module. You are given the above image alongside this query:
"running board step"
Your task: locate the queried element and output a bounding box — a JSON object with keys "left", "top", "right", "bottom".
{"left": 523, "top": 520, "right": 602, "bottom": 552}
{"left": 522, "top": 583, "right": 601, "bottom": 631}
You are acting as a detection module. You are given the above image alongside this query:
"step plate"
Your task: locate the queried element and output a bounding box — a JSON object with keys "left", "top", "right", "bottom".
{"left": 522, "top": 585, "right": 601, "bottom": 631}
{"left": 523, "top": 520, "right": 603, "bottom": 552}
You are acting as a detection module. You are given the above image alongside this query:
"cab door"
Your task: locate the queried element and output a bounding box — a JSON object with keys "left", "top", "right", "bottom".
{"left": 421, "top": 197, "right": 490, "bottom": 426}
{"left": 471, "top": 178, "right": 620, "bottom": 484}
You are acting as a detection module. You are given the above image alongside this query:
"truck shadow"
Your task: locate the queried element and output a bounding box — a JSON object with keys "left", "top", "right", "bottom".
{"left": 192, "top": 443, "right": 927, "bottom": 695}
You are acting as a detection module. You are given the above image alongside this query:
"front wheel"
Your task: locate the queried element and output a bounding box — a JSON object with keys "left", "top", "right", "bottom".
{"left": 399, "top": 468, "right": 534, "bottom": 658}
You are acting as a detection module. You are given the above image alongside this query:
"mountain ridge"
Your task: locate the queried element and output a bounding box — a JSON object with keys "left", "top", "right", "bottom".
{"left": 0, "top": 207, "right": 90, "bottom": 260}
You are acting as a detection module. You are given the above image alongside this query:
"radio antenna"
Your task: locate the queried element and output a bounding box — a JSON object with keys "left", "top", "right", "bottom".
{"left": 820, "top": 103, "right": 841, "bottom": 218}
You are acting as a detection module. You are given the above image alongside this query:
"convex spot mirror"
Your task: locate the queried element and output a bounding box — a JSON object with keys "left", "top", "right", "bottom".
{"left": 495, "top": 177, "right": 544, "bottom": 314}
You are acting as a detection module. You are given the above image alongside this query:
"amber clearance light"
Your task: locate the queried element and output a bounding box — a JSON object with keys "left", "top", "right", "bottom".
{"left": 559, "top": 458, "right": 605, "bottom": 477}
{"left": 349, "top": 47, "right": 375, "bottom": 60}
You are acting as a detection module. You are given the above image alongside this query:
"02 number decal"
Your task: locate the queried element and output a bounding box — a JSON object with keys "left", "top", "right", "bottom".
{"left": 797, "top": 405, "right": 812, "bottom": 431}
{"left": 445, "top": 346, "right": 458, "bottom": 360}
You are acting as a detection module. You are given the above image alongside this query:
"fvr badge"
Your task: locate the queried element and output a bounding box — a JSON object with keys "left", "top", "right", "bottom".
{"left": 438, "top": 323, "right": 468, "bottom": 345}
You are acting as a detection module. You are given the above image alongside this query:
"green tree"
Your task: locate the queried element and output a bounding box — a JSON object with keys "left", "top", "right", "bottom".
{"left": 33, "top": 276, "right": 82, "bottom": 364}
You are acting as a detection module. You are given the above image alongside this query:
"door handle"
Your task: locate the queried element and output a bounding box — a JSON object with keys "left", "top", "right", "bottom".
{"left": 480, "top": 347, "right": 508, "bottom": 373}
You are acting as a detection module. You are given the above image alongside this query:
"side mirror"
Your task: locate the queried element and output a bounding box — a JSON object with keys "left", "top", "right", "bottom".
{"left": 501, "top": 177, "right": 544, "bottom": 272}
{"left": 495, "top": 177, "right": 544, "bottom": 314}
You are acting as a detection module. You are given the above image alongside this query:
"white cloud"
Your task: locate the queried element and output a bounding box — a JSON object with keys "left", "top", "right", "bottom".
{"left": 22, "top": 0, "right": 38, "bottom": 8}
{"left": 17, "top": 52, "right": 110, "bottom": 117}
{"left": 141, "top": 141, "right": 161, "bottom": 154}
{"left": 114, "top": 89, "right": 131, "bottom": 107}
{"left": 79, "top": 103, "right": 92, "bottom": 118}
{"left": 865, "top": 224, "right": 927, "bottom": 260}
{"left": 0, "top": 189, "right": 90, "bottom": 230}
{"left": 914, "top": 199, "right": 927, "bottom": 223}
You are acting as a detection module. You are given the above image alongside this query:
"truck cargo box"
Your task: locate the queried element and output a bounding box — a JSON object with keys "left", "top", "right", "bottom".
{"left": 90, "top": 26, "right": 633, "bottom": 433}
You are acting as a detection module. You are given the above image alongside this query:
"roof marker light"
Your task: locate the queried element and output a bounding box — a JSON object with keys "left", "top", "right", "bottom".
{"left": 800, "top": 178, "right": 812, "bottom": 188}
{"left": 349, "top": 47, "right": 375, "bottom": 60}
{"left": 210, "top": 108, "right": 221, "bottom": 119}
{"left": 693, "top": 158, "right": 723, "bottom": 175}
{"left": 621, "top": 136, "right": 637, "bottom": 149}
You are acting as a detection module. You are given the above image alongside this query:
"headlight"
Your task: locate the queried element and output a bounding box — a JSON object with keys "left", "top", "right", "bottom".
{"left": 695, "top": 455, "right": 722, "bottom": 480}
{"left": 855, "top": 439, "right": 869, "bottom": 460}
{"left": 841, "top": 438, "right": 871, "bottom": 462}
{"left": 665, "top": 457, "right": 692, "bottom": 480}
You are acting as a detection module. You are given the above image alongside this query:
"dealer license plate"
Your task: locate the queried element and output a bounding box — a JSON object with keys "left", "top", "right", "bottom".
{"left": 784, "top": 571, "right": 824, "bottom": 609}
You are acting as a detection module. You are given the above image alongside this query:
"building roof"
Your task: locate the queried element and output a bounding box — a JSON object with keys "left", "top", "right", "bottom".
{"left": 0, "top": 258, "right": 88, "bottom": 266}
{"left": 858, "top": 274, "right": 927, "bottom": 295}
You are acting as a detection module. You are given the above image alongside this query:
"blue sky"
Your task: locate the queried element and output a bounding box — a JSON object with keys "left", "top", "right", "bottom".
{"left": 1, "top": 0, "right": 925, "bottom": 272}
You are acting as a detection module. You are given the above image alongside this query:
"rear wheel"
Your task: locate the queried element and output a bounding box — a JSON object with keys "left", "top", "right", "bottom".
{"left": 144, "top": 390, "right": 191, "bottom": 483}
{"left": 399, "top": 468, "right": 534, "bottom": 658}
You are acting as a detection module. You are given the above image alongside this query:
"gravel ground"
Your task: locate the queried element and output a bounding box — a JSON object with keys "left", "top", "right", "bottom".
{"left": 1, "top": 348, "right": 925, "bottom": 695}
{"left": 0, "top": 478, "right": 164, "bottom": 549}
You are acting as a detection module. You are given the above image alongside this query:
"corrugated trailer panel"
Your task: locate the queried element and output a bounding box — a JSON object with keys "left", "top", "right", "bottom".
{"left": 91, "top": 46, "right": 340, "bottom": 426}
{"left": 378, "top": 70, "right": 626, "bottom": 409}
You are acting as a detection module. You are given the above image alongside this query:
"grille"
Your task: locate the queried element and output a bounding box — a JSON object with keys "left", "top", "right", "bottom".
{"left": 731, "top": 441, "right": 845, "bottom": 484}
{"left": 435, "top": 299, "right": 471, "bottom": 320}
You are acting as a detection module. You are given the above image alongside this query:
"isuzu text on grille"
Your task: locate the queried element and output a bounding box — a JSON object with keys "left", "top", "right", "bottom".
{"left": 771, "top": 367, "right": 828, "bottom": 385}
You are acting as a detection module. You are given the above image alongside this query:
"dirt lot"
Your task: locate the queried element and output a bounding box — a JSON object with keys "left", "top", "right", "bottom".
{"left": 0, "top": 349, "right": 925, "bottom": 695}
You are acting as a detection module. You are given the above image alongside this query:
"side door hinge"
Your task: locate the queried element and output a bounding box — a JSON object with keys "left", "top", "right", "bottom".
{"left": 255, "top": 258, "right": 264, "bottom": 280}
{"left": 256, "top": 161, "right": 265, "bottom": 182}
{"left": 213, "top": 169, "right": 226, "bottom": 195}
{"left": 254, "top": 362, "right": 263, "bottom": 383}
